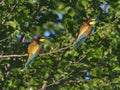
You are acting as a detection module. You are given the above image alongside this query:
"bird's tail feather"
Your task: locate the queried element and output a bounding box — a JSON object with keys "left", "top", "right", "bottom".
{"left": 23, "top": 66, "right": 28, "bottom": 71}
{"left": 71, "top": 35, "right": 85, "bottom": 49}
{"left": 70, "top": 39, "right": 79, "bottom": 49}
{"left": 22, "top": 54, "right": 37, "bottom": 71}
{"left": 77, "top": 37, "right": 87, "bottom": 48}
{"left": 22, "top": 60, "right": 31, "bottom": 71}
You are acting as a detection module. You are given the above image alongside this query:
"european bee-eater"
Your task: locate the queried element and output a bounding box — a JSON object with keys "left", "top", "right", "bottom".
{"left": 71, "top": 18, "right": 97, "bottom": 49}
{"left": 22, "top": 36, "right": 46, "bottom": 71}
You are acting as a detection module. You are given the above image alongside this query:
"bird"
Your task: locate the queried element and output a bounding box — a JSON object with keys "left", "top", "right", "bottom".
{"left": 22, "top": 35, "right": 46, "bottom": 71}
{"left": 71, "top": 18, "right": 97, "bottom": 49}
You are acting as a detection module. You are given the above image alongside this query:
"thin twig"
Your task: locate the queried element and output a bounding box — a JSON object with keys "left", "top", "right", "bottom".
{"left": 0, "top": 37, "right": 8, "bottom": 42}
{"left": 39, "top": 83, "right": 47, "bottom": 90}
{"left": 1, "top": 4, "right": 17, "bottom": 24}
{"left": 40, "top": 44, "right": 71, "bottom": 56}
{"left": 0, "top": 54, "right": 27, "bottom": 58}
{"left": 0, "top": 0, "right": 5, "bottom": 5}
{"left": 32, "top": 3, "right": 41, "bottom": 18}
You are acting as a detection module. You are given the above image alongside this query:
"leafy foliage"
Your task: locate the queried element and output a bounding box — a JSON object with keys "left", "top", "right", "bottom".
{"left": 0, "top": 0, "right": 120, "bottom": 90}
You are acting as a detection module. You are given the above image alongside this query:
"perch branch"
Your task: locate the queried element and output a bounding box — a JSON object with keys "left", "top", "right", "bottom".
{"left": 0, "top": 45, "right": 71, "bottom": 58}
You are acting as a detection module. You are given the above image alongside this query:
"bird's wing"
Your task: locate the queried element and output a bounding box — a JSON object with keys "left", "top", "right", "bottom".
{"left": 28, "top": 43, "right": 41, "bottom": 61}
{"left": 77, "top": 23, "right": 91, "bottom": 39}
{"left": 22, "top": 42, "right": 41, "bottom": 71}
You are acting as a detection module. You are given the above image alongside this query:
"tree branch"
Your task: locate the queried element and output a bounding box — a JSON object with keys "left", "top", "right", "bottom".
{"left": 0, "top": 0, "right": 5, "bottom": 5}
{"left": 0, "top": 45, "right": 71, "bottom": 58}
{"left": 1, "top": 3, "right": 17, "bottom": 24}
{"left": 0, "top": 37, "right": 8, "bottom": 42}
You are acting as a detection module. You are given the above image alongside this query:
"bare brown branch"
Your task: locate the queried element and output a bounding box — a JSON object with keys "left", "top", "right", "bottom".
{"left": 0, "top": 45, "right": 71, "bottom": 58}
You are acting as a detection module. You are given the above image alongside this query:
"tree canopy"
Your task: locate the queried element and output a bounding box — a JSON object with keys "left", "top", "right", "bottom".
{"left": 0, "top": 0, "right": 120, "bottom": 90}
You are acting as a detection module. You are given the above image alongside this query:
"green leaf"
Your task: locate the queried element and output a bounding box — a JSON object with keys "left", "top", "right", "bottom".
{"left": 112, "top": 67, "right": 120, "bottom": 72}
{"left": 6, "top": 20, "right": 19, "bottom": 29}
